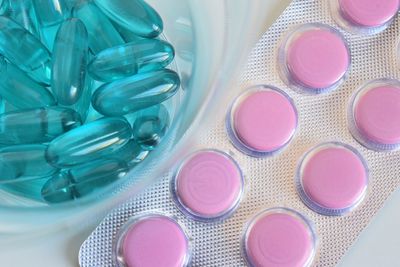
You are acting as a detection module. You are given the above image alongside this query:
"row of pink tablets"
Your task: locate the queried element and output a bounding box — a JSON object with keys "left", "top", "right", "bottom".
{"left": 113, "top": 144, "right": 367, "bottom": 267}
{"left": 112, "top": 1, "right": 400, "bottom": 266}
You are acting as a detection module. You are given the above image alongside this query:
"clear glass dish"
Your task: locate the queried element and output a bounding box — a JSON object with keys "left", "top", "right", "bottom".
{"left": 0, "top": 0, "right": 282, "bottom": 233}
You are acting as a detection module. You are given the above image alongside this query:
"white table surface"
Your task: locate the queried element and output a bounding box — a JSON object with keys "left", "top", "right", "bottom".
{"left": 2, "top": 1, "right": 400, "bottom": 266}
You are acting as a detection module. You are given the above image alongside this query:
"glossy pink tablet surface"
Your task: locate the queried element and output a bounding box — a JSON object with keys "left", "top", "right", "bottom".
{"left": 245, "top": 210, "right": 314, "bottom": 267}
{"left": 354, "top": 86, "right": 400, "bottom": 145}
{"left": 175, "top": 150, "right": 242, "bottom": 218}
{"left": 339, "top": 0, "right": 399, "bottom": 27}
{"left": 122, "top": 215, "right": 189, "bottom": 267}
{"left": 300, "top": 144, "right": 367, "bottom": 210}
{"left": 287, "top": 28, "right": 349, "bottom": 89}
{"left": 232, "top": 89, "right": 297, "bottom": 152}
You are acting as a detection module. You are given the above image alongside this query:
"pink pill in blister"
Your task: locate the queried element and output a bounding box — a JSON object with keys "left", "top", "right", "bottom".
{"left": 339, "top": 0, "right": 399, "bottom": 27}
{"left": 331, "top": 0, "right": 399, "bottom": 34}
{"left": 278, "top": 23, "right": 350, "bottom": 93}
{"left": 297, "top": 142, "right": 368, "bottom": 216}
{"left": 115, "top": 214, "right": 191, "bottom": 267}
{"left": 243, "top": 208, "right": 317, "bottom": 267}
{"left": 349, "top": 79, "right": 400, "bottom": 151}
{"left": 227, "top": 85, "right": 297, "bottom": 157}
{"left": 172, "top": 149, "right": 243, "bottom": 221}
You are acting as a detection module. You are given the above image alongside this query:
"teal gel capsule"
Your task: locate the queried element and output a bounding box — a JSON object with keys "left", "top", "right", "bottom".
{"left": 110, "top": 139, "right": 148, "bottom": 166}
{"left": 46, "top": 117, "right": 132, "bottom": 167}
{"left": 0, "top": 107, "right": 82, "bottom": 145}
{"left": 92, "top": 69, "right": 180, "bottom": 116}
{"left": 59, "top": 76, "right": 93, "bottom": 122}
{"left": 41, "top": 159, "right": 128, "bottom": 203}
{"left": 94, "top": 0, "right": 163, "bottom": 38}
{"left": 0, "top": 58, "right": 55, "bottom": 109}
{"left": 72, "top": 1, "right": 123, "bottom": 54}
{"left": 0, "top": 144, "right": 57, "bottom": 182}
{"left": 111, "top": 20, "right": 144, "bottom": 43}
{"left": 0, "top": 96, "right": 4, "bottom": 114}
{"left": 132, "top": 104, "right": 170, "bottom": 150}
{"left": 88, "top": 39, "right": 175, "bottom": 82}
{"left": 52, "top": 18, "right": 88, "bottom": 105}
{"left": 0, "top": 16, "right": 51, "bottom": 84}
{"left": 32, "top": 0, "right": 68, "bottom": 49}
{"left": 6, "top": 0, "right": 40, "bottom": 36}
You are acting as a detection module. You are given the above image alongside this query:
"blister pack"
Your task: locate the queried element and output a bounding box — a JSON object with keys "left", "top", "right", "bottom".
{"left": 79, "top": 1, "right": 400, "bottom": 266}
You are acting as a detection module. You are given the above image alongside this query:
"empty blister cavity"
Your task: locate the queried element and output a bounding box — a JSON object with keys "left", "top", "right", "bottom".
{"left": 296, "top": 142, "right": 368, "bottom": 216}
{"left": 172, "top": 149, "right": 244, "bottom": 221}
{"left": 227, "top": 85, "right": 297, "bottom": 157}
{"left": 330, "top": 0, "right": 399, "bottom": 35}
{"left": 349, "top": 78, "right": 400, "bottom": 151}
{"left": 278, "top": 23, "right": 350, "bottom": 94}
{"left": 114, "top": 213, "right": 191, "bottom": 267}
{"left": 243, "top": 208, "right": 317, "bottom": 267}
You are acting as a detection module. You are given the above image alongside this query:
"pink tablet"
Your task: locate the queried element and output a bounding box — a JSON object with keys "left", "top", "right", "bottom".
{"left": 279, "top": 23, "right": 350, "bottom": 93}
{"left": 173, "top": 150, "right": 243, "bottom": 221}
{"left": 227, "top": 86, "right": 297, "bottom": 157}
{"left": 115, "top": 214, "right": 191, "bottom": 267}
{"left": 350, "top": 79, "right": 400, "bottom": 151}
{"left": 297, "top": 142, "right": 368, "bottom": 215}
{"left": 243, "top": 208, "right": 316, "bottom": 267}
{"left": 339, "top": 0, "right": 399, "bottom": 27}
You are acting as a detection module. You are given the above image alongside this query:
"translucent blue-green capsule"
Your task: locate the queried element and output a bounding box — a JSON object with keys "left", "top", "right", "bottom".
{"left": 32, "top": 0, "right": 69, "bottom": 49}
{"left": 132, "top": 104, "right": 170, "bottom": 150}
{"left": 2, "top": 177, "right": 48, "bottom": 201}
{"left": 110, "top": 139, "right": 148, "bottom": 166}
{"left": 41, "top": 171, "right": 73, "bottom": 203}
{"left": 6, "top": 0, "right": 40, "bottom": 36}
{"left": 41, "top": 159, "right": 128, "bottom": 203}
{"left": 92, "top": 69, "right": 180, "bottom": 116}
{"left": 88, "top": 39, "right": 175, "bottom": 82}
{"left": 70, "top": 159, "right": 128, "bottom": 196}
{"left": 59, "top": 76, "right": 93, "bottom": 122}
{"left": 0, "top": 58, "right": 55, "bottom": 109}
{"left": 52, "top": 18, "right": 88, "bottom": 105}
{"left": 0, "top": 96, "right": 4, "bottom": 114}
{"left": 72, "top": 1, "right": 123, "bottom": 54}
{"left": 46, "top": 117, "right": 132, "bottom": 167}
{"left": 111, "top": 20, "right": 144, "bottom": 43}
{"left": 0, "top": 144, "right": 57, "bottom": 181}
{"left": 0, "top": 0, "right": 6, "bottom": 14}
{"left": 94, "top": 0, "right": 163, "bottom": 38}
{"left": 0, "top": 107, "right": 82, "bottom": 145}
{"left": 0, "top": 16, "right": 51, "bottom": 84}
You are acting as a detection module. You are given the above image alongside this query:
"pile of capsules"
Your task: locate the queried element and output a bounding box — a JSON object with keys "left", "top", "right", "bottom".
{"left": 0, "top": 0, "right": 179, "bottom": 203}
{"left": 103, "top": 1, "right": 400, "bottom": 267}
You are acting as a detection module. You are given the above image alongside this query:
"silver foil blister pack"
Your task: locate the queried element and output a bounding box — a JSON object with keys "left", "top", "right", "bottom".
{"left": 79, "top": 1, "right": 400, "bottom": 266}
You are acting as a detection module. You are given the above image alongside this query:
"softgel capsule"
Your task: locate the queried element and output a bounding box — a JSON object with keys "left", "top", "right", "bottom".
{"left": 81, "top": 1, "right": 400, "bottom": 266}
{"left": 0, "top": 0, "right": 181, "bottom": 203}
